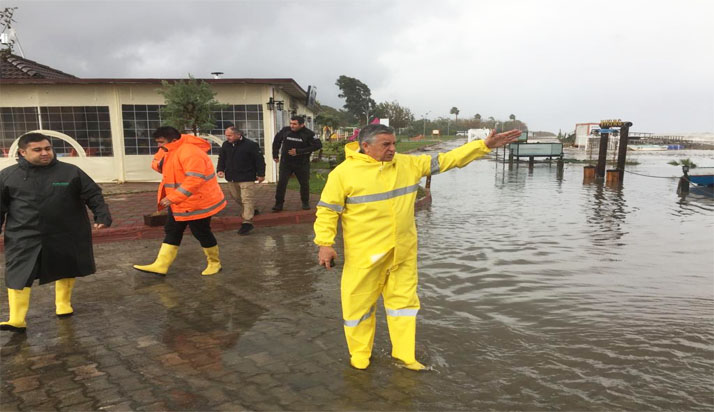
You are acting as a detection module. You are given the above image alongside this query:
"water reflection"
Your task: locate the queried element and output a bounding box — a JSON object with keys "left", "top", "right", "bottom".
{"left": 583, "top": 182, "right": 629, "bottom": 247}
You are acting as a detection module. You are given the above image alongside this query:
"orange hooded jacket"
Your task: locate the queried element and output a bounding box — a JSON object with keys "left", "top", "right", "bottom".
{"left": 152, "top": 134, "right": 226, "bottom": 221}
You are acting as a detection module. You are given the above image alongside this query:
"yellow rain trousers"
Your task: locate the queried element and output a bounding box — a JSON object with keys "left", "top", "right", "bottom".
{"left": 315, "top": 139, "right": 491, "bottom": 367}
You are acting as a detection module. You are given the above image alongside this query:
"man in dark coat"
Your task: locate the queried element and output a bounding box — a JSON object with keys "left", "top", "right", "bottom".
{"left": 271, "top": 115, "right": 322, "bottom": 211}
{"left": 217, "top": 126, "right": 266, "bottom": 235}
{"left": 0, "top": 133, "right": 112, "bottom": 333}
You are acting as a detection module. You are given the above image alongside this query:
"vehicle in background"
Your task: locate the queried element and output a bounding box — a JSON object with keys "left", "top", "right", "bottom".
{"left": 467, "top": 128, "right": 491, "bottom": 142}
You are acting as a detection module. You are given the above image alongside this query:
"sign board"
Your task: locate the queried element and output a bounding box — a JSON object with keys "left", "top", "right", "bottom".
{"left": 509, "top": 143, "right": 563, "bottom": 157}
{"left": 432, "top": 130, "right": 440, "bottom": 135}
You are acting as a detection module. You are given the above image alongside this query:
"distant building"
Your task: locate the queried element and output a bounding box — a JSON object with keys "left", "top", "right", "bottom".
{"left": 574, "top": 123, "right": 600, "bottom": 148}
{"left": 0, "top": 51, "right": 316, "bottom": 182}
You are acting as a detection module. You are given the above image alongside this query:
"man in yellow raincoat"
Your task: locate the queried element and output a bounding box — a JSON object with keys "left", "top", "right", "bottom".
{"left": 314, "top": 124, "right": 520, "bottom": 370}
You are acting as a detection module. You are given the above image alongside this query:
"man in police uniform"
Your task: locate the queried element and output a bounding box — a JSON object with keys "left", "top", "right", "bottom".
{"left": 271, "top": 115, "right": 322, "bottom": 211}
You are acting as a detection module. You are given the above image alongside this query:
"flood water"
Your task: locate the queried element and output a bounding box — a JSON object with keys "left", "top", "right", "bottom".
{"left": 408, "top": 141, "right": 714, "bottom": 410}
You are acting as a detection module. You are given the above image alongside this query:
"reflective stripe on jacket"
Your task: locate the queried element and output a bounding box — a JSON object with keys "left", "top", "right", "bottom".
{"left": 156, "top": 134, "right": 226, "bottom": 221}
{"left": 314, "top": 139, "right": 491, "bottom": 268}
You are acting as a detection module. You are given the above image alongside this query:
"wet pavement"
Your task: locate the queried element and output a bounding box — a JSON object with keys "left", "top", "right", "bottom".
{"left": 0, "top": 224, "right": 437, "bottom": 412}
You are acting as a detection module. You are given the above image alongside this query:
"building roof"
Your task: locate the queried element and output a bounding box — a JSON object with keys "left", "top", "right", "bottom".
{"left": 0, "top": 51, "right": 309, "bottom": 100}
{"left": 0, "top": 51, "right": 77, "bottom": 79}
{"left": 0, "top": 76, "right": 308, "bottom": 100}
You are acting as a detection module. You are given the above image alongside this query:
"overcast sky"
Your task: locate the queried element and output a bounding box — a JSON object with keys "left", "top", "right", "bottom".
{"left": 7, "top": 0, "right": 714, "bottom": 133}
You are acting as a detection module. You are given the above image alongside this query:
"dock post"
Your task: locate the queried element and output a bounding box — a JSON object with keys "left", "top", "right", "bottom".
{"left": 583, "top": 165, "right": 596, "bottom": 183}
{"left": 615, "top": 122, "right": 633, "bottom": 183}
{"left": 606, "top": 169, "right": 621, "bottom": 187}
{"left": 595, "top": 130, "right": 609, "bottom": 180}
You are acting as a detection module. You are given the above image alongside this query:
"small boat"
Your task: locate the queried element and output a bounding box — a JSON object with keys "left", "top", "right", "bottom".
{"left": 689, "top": 167, "right": 714, "bottom": 186}
{"left": 628, "top": 144, "right": 668, "bottom": 151}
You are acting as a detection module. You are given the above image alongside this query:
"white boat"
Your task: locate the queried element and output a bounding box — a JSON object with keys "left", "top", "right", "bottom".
{"left": 627, "top": 144, "right": 668, "bottom": 151}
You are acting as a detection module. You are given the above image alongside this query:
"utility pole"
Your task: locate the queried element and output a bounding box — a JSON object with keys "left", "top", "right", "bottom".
{"left": 422, "top": 111, "right": 430, "bottom": 138}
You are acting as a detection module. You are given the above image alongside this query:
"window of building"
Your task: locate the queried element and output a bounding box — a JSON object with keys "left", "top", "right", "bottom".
{"left": 208, "top": 104, "right": 265, "bottom": 149}
{"left": 1, "top": 106, "right": 112, "bottom": 157}
{"left": 122, "top": 104, "right": 264, "bottom": 155}
{"left": 40, "top": 106, "right": 113, "bottom": 157}
{"left": 0, "top": 107, "right": 40, "bottom": 157}
{"left": 122, "top": 105, "right": 164, "bottom": 155}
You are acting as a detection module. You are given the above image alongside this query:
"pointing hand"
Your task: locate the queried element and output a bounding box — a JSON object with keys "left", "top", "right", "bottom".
{"left": 484, "top": 129, "right": 522, "bottom": 149}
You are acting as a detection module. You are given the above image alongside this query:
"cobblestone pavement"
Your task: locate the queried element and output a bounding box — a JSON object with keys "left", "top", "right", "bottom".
{"left": 1, "top": 226, "right": 446, "bottom": 411}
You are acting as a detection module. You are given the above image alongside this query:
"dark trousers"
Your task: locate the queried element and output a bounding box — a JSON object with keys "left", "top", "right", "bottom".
{"left": 275, "top": 158, "right": 310, "bottom": 205}
{"left": 163, "top": 209, "right": 217, "bottom": 248}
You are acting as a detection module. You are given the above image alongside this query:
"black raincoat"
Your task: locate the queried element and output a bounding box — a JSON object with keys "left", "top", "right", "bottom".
{"left": 0, "top": 157, "right": 112, "bottom": 290}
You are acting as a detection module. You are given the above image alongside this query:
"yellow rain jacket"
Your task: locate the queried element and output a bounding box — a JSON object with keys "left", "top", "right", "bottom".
{"left": 314, "top": 140, "right": 492, "bottom": 267}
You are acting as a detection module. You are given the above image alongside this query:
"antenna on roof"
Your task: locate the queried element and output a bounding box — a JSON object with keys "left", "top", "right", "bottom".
{"left": 211, "top": 72, "right": 224, "bottom": 79}
{"left": 0, "top": 7, "right": 25, "bottom": 57}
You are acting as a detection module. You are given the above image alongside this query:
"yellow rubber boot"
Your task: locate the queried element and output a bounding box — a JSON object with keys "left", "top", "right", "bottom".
{"left": 0, "top": 287, "right": 31, "bottom": 333}
{"left": 387, "top": 314, "right": 425, "bottom": 371}
{"left": 133, "top": 243, "right": 179, "bottom": 275}
{"left": 402, "top": 360, "right": 426, "bottom": 371}
{"left": 201, "top": 245, "right": 222, "bottom": 276}
{"left": 55, "top": 278, "right": 76, "bottom": 317}
{"left": 344, "top": 312, "right": 377, "bottom": 370}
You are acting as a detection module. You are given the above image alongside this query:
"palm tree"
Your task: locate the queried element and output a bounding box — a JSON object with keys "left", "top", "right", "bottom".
{"left": 450, "top": 107, "right": 460, "bottom": 125}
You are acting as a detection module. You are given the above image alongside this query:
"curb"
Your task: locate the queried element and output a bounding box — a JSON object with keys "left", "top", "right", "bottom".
{"left": 91, "top": 209, "right": 318, "bottom": 244}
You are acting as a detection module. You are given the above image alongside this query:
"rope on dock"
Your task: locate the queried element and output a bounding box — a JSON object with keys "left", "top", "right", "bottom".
{"left": 624, "top": 170, "right": 695, "bottom": 184}
{"left": 624, "top": 170, "right": 678, "bottom": 179}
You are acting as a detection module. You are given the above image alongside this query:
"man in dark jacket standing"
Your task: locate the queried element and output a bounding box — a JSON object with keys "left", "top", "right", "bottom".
{"left": 271, "top": 115, "right": 322, "bottom": 211}
{"left": 0, "top": 133, "right": 112, "bottom": 333}
{"left": 217, "top": 126, "right": 266, "bottom": 235}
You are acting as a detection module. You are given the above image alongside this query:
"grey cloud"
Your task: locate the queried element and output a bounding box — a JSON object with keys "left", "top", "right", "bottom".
{"left": 8, "top": 0, "right": 714, "bottom": 133}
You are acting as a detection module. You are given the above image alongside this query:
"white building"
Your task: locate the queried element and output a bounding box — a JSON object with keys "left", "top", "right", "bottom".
{"left": 0, "top": 52, "right": 316, "bottom": 183}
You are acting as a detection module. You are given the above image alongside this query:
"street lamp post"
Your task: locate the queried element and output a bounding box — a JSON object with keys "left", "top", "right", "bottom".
{"left": 422, "top": 111, "right": 431, "bottom": 138}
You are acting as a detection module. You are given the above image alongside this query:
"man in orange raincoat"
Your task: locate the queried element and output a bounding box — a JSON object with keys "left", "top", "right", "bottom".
{"left": 133, "top": 126, "right": 227, "bottom": 276}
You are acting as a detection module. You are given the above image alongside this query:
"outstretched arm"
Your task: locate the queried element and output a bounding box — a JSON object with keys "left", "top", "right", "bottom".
{"left": 420, "top": 129, "right": 522, "bottom": 177}
{"left": 484, "top": 129, "right": 522, "bottom": 149}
